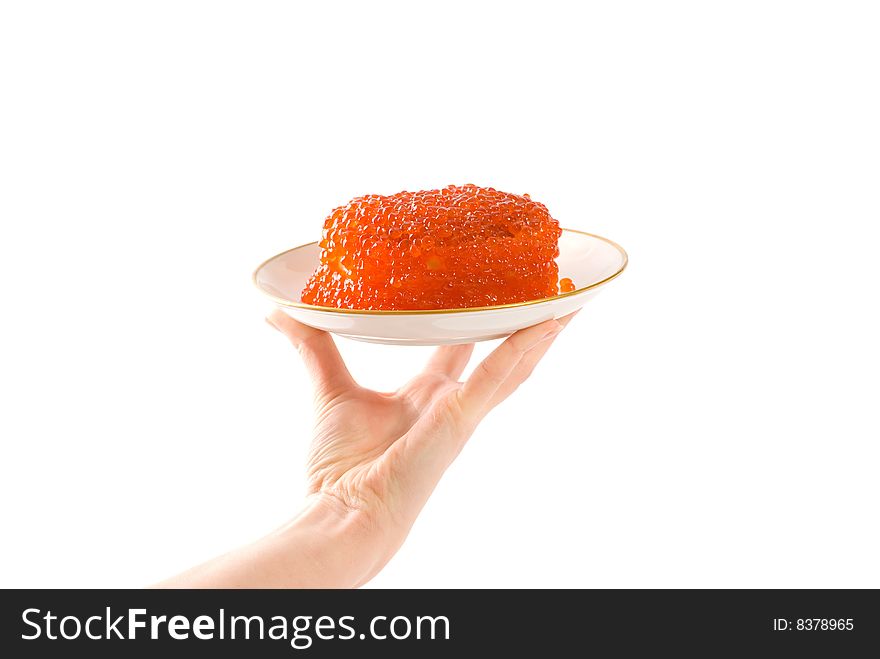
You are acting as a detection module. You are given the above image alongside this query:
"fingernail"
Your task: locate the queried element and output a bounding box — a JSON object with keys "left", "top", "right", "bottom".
{"left": 265, "top": 317, "right": 279, "bottom": 331}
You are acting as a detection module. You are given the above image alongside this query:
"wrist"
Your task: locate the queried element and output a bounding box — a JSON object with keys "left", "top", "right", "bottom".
{"left": 275, "top": 493, "right": 386, "bottom": 588}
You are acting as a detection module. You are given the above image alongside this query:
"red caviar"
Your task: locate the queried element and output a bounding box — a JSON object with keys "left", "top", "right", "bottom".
{"left": 301, "top": 184, "right": 563, "bottom": 310}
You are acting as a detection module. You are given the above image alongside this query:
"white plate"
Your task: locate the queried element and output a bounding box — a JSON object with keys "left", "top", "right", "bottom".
{"left": 253, "top": 229, "right": 627, "bottom": 345}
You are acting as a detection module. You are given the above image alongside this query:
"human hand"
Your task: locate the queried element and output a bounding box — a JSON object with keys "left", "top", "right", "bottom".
{"left": 264, "top": 309, "right": 575, "bottom": 587}
{"left": 157, "top": 311, "right": 574, "bottom": 588}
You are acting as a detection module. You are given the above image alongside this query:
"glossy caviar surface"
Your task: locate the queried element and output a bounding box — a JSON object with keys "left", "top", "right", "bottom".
{"left": 301, "top": 184, "right": 564, "bottom": 310}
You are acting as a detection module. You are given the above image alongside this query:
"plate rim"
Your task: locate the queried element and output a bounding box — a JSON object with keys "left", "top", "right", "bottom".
{"left": 252, "top": 228, "right": 628, "bottom": 316}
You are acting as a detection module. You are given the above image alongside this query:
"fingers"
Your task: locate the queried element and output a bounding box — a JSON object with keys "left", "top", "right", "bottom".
{"left": 457, "top": 319, "right": 562, "bottom": 421}
{"left": 486, "top": 311, "right": 578, "bottom": 408}
{"left": 385, "top": 314, "right": 578, "bottom": 499}
{"left": 266, "top": 310, "right": 355, "bottom": 398}
{"left": 422, "top": 343, "right": 475, "bottom": 381}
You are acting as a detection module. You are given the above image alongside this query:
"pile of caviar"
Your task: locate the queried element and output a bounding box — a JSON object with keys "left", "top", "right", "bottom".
{"left": 301, "top": 184, "right": 566, "bottom": 310}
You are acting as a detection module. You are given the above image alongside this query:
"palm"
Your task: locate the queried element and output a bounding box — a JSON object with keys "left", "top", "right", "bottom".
{"left": 307, "top": 372, "right": 462, "bottom": 504}
{"left": 268, "top": 309, "right": 573, "bottom": 526}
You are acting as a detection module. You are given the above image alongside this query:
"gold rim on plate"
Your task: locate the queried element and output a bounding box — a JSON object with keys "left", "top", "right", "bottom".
{"left": 252, "top": 228, "right": 628, "bottom": 316}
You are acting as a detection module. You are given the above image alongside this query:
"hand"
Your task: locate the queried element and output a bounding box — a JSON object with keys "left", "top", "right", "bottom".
{"left": 157, "top": 311, "right": 574, "bottom": 588}
{"left": 266, "top": 309, "right": 576, "bottom": 586}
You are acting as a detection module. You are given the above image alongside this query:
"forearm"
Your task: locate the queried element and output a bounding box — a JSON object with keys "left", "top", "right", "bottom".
{"left": 153, "top": 496, "right": 380, "bottom": 589}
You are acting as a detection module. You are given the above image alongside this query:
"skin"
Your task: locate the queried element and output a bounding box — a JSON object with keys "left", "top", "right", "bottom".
{"left": 156, "top": 310, "right": 576, "bottom": 588}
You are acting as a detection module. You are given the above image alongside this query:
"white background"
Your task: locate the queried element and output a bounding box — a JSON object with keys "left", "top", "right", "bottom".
{"left": 1, "top": 1, "right": 878, "bottom": 588}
